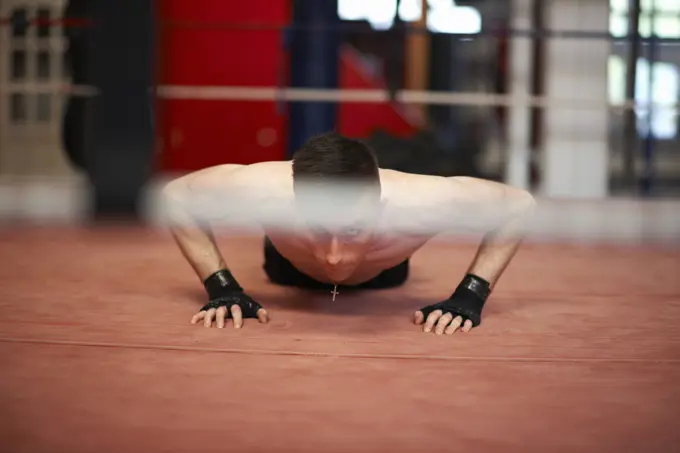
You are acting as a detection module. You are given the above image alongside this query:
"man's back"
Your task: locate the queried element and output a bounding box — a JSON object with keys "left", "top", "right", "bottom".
{"left": 164, "top": 132, "right": 534, "bottom": 331}
{"left": 166, "top": 160, "right": 438, "bottom": 285}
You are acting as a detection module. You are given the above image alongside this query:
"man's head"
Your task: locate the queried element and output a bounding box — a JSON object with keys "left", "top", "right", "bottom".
{"left": 291, "top": 132, "right": 384, "bottom": 280}
{"left": 292, "top": 131, "right": 379, "bottom": 181}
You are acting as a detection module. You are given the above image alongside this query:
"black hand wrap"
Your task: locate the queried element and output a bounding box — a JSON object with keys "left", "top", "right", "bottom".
{"left": 419, "top": 274, "right": 491, "bottom": 327}
{"left": 200, "top": 269, "right": 263, "bottom": 318}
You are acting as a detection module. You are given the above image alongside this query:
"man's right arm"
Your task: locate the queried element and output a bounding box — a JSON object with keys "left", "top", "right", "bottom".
{"left": 162, "top": 166, "right": 238, "bottom": 281}
{"left": 162, "top": 165, "right": 269, "bottom": 328}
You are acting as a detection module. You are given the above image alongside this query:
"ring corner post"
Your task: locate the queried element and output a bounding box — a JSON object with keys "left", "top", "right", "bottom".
{"left": 286, "top": 0, "right": 341, "bottom": 158}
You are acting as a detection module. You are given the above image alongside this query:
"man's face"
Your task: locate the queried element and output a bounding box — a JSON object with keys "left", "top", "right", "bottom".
{"left": 295, "top": 188, "right": 384, "bottom": 282}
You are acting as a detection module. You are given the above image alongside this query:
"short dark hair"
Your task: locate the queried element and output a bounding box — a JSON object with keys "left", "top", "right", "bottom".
{"left": 292, "top": 132, "right": 380, "bottom": 188}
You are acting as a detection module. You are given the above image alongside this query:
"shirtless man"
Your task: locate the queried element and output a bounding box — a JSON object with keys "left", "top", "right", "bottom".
{"left": 163, "top": 132, "right": 535, "bottom": 336}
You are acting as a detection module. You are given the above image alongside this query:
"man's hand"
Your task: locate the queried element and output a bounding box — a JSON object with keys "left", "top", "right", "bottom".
{"left": 413, "top": 274, "right": 490, "bottom": 336}
{"left": 192, "top": 292, "right": 269, "bottom": 329}
{"left": 414, "top": 309, "right": 473, "bottom": 335}
{"left": 196, "top": 268, "right": 269, "bottom": 329}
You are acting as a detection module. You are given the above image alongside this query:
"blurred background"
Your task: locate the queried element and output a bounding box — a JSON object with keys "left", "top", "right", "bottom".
{"left": 0, "top": 0, "right": 678, "bottom": 226}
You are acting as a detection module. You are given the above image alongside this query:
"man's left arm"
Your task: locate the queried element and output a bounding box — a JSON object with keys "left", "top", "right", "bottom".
{"left": 463, "top": 178, "right": 535, "bottom": 288}
{"left": 414, "top": 176, "right": 536, "bottom": 335}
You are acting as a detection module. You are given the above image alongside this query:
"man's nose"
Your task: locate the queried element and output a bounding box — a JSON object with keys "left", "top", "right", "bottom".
{"left": 325, "top": 236, "right": 343, "bottom": 265}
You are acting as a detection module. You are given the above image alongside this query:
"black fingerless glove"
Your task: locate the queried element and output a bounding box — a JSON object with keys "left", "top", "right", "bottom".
{"left": 419, "top": 274, "right": 491, "bottom": 327}
{"left": 200, "top": 269, "right": 263, "bottom": 318}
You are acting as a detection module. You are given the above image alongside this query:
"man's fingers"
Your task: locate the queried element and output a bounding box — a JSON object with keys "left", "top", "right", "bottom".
{"left": 230, "top": 305, "right": 243, "bottom": 329}
{"left": 203, "top": 308, "right": 216, "bottom": 327}
{"left": 461, "top": 319, "right": 473, "bottom": 333}
{"left": 257, "top": 308, "right": 269, "bottom": 324}
{"left": 191, "top": 311, "right": 206, "bottom": 324}
{"left": 414, "top": 311, "right": 424, "bottom": 325}
{"left": 444, "top": 316, "right": 464, "bottom": 335}
{"left": 215, "top": 306, "right": 228, "bottom": 328}
{"left": 434, "top": 313, "right": 453, "bottom": 335}
{"left": 423, "top": 310, "right": 442, "bottom": 333}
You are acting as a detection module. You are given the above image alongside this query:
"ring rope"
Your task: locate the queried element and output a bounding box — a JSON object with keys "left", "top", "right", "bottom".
{"left": 0, "top": 84, "right": 675, "bottom": 112}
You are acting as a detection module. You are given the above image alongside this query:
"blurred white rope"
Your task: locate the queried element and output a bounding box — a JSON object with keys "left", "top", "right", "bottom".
{"left": 0, "top": 84, "right": 677, "bottom": 112}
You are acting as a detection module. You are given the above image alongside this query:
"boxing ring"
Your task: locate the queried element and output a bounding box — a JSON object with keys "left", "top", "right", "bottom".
{"left": 1, "top": 1, "right": 680, "bottom": 452}
{"left": 1, "top": 223, "right": 679, "bottom": 452}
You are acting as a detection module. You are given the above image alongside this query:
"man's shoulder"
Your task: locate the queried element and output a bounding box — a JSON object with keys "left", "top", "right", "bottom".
{"left": 378, "top": 168, "right": 453, "bottom": 206}
{"left": 232, "top": 160, "right": 293, "bottom": 180}
{"left": 222, "top": 161, "right": 294, "bottom": 201}
{"left": 167, "top": 160, "right": 294, "bottom": 213}
{"left": 175, "top": 161, "right": 295, "bottom": 226}
{"left": 186, "top": 160, "right": 292, "bottom": 191}
{"left": 378, "top": 167, "right": 445, "bottom": 184}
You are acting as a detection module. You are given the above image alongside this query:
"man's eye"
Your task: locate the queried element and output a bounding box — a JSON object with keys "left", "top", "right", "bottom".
{"left": 342, "top": 228, "right": 361, "bottom": 238}
{"left": 311, "top": 227, "right": 330, "bottom": 237}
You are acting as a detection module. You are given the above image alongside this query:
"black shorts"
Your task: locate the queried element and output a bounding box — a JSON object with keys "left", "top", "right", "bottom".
{"left": 262, "top": 237, "right": 409, "bottom": 291}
